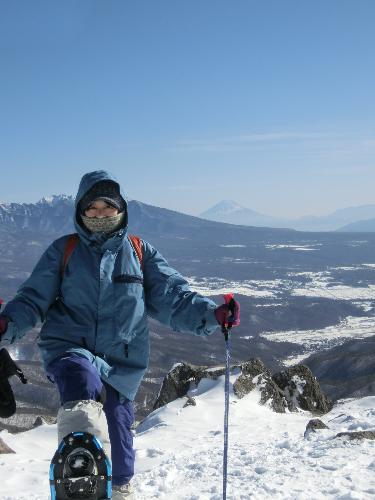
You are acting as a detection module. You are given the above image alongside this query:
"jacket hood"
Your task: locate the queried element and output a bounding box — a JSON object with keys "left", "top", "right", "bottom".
{"left": 74, "top": 171, "right": 128, "bottom": 245}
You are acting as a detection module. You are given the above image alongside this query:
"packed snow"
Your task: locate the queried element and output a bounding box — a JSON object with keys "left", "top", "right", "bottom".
{"left": 219, "top": 245, "right": 247, "bottom": 248}
{"left": 0, "top": 375, "right": 374, "bottom": 499}
{"left": 265, "top": 244, "right": 321, "bottom": 251}
{"left": 292, "top": 283, "right": 375, "bottom": 301}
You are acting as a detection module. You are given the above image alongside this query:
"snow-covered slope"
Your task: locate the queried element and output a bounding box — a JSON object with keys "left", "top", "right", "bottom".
{"left": 0, "top": 374, "right": 374, "bottom": 499}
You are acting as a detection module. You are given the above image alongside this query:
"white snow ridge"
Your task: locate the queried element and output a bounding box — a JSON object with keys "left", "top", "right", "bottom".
{"left": 1, "top": 374, "right": 375, "bottom": 499}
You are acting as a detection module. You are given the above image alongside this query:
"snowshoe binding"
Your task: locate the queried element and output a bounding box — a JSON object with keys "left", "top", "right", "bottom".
{"left": 50, "top": 431, "right": 112, "bottom": 500}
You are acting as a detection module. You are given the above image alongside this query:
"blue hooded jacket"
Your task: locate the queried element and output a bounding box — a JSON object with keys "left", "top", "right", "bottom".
{"left": 1, "top": 171, "right": 219, "bottom": 400}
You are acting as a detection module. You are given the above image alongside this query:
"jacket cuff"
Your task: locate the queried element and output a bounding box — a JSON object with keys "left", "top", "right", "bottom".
{"left": 200, "top": 304, "right": 219, "bottom": 335}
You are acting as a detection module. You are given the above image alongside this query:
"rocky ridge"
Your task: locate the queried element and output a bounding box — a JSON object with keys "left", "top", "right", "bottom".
{"left": 153, "top": 358, "right": 333, "bottom": 415}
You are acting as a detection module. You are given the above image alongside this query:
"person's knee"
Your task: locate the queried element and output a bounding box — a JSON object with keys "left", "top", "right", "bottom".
{"left": 47, "top": 354, "right": 103, "bottom": 404}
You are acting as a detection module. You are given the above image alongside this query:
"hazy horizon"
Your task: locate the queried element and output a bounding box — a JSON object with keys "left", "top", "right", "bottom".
{"left": 2, "top": 191, "right": 375, "bottom": 221}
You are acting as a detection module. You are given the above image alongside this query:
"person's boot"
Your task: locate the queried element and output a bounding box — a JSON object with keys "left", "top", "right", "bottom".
{"left": 112, "top": 482, "right": 134, "bottom": 499}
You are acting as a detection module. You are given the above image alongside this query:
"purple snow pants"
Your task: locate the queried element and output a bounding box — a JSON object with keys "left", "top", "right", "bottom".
{"left": 47, "top": 353, "right": 135, "bottom": 486}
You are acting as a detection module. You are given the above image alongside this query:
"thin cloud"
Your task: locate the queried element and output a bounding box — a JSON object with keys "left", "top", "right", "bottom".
{"left": 166, "top": 131, "right": 343, "bottom": 152}
{"left": 164, "top": 182, "right": 228, "bottom": 191}
{"left": 165, "top": 132, "right": 375, "bottom": 156}
{"left": 230, "top": 131, "right": 337, "bottom": 143}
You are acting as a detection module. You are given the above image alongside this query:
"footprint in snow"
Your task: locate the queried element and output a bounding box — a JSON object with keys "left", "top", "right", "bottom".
{"left": 147, "top": 448, "right": 164, "bottom": 458}
{"left": 254, "top": 466, "right": 268, "bottom": 475}
{"left": 135, "top": 448, "right": 164, "bottom": 459}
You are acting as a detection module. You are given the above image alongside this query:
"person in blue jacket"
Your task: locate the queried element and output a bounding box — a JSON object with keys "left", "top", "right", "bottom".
{"left": 0, "top": 171, "right": 239, "bottom": 499}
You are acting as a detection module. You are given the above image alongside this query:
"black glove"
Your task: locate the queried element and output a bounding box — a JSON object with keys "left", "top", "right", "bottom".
{"left": 0, "top": 348, "right": 28, "bottom": 418}
{"left": 0, "top": 315, "right": 8, "bottom": 340}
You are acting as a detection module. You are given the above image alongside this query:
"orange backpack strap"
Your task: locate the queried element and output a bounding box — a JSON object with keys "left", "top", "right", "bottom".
{"left": 61, "top": 233, "right": 79, "bottom": 278}
{"left": 128, "top": 235, "right": 144, "bottom": 269}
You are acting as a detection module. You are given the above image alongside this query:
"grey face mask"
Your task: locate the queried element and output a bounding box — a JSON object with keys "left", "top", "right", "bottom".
{"left": 81, "top": 212, "right": 125, "bottom": 234}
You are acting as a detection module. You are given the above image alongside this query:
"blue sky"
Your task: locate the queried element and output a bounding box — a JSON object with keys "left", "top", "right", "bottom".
{"left": 0, "top": 0, "right": 374, "bottom": 217}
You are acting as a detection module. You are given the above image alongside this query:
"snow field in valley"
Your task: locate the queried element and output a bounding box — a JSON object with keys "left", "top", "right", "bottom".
{"left": 188, "top": 265, "right": 375, "bottom": 365}
{"left": 1, "top": 376, "right": 374, "bottom": 499}
{"left": 261, "top": 315, "right": 375, "bottom": 366}
{"left": 187, "top": 266, "right": 375, "bottom": 302}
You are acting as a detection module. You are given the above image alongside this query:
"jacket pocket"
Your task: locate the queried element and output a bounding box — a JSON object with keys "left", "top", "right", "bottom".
{"left": 40, "top": 322, "right": 93, "bottom": 342}
{"left": 113, "top": 274, "right": 143, "bottom": 285}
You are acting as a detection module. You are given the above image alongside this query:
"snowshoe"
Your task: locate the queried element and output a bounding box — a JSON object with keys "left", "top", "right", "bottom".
{"left": 50, "top": 431, "right": 112, "bottom": 500}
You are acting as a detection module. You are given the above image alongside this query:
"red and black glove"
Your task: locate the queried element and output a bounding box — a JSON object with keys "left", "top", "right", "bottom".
{"left": 214, "top": 293, "right": 240, "bottom": 327}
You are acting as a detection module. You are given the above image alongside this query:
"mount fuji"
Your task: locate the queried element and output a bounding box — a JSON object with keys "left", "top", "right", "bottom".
{"left": 199, "top": 200, "right": 284, "bottom": 228}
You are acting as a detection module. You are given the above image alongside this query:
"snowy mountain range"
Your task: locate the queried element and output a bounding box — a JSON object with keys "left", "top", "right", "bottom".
{"left": 200, "top": 200, "right": 375, "bottom": 232}
{"left": 3, "top": 196, "right": 375, "bottom": 233}
{"left": 0, "top": 195, "right": 74, "bottom": 233}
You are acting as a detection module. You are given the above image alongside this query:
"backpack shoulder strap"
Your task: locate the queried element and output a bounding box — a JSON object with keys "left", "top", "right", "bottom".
{"left": 61, "top": 233, "right": 79, "bottom": 278}
{"left": 128, "top": 235, "right": 144, "bottom": 269}
{"left": 61, "top": 234, "right": 143, "bottom": 277}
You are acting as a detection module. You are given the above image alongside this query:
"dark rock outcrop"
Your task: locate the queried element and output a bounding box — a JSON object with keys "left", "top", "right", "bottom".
{"left": 272, "top": 365, "right": 333, "bottom": 414}
{"left": 0, "top": 437, "right": 15, "bottom": 454}
{"left": 233, "top": 360, "right": 287, "bottom": 413}
{"left": 153, "top": 359, "right": 282, "bottom": 412}
{"left": 183, "top": 397, "right": 196, "bottom": 408}
{"left": 335, "top": 431, "right": 375, "bottom": 441}
{"left": 304, "top": 418, "right": 329, "bottom": 438}
{"left": 152, "top": 363, "right": 216, "bottom": 411}
{"left": 153, "top": 359, "right": 331, "bottom": 416}
{"left": 32, "top": 415, "right": 56, "bottom": 428}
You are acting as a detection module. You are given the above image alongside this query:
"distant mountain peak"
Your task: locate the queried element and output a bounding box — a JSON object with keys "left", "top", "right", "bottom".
{"left": 37, "top": 194, "right": 74, "bottom": 206}
{"left": 199, "top": 200, "right": 282, "bottom": 227}
{"left": 200, "top": 200, "right": 264, "bottom": 218}
{"left": 206, "top": 199, "right": 247, "bottom": 213}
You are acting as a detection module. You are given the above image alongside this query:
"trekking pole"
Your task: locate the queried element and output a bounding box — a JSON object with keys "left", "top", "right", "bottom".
{"left": 221, "top": 294, "right": 236, "bottom": 500}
